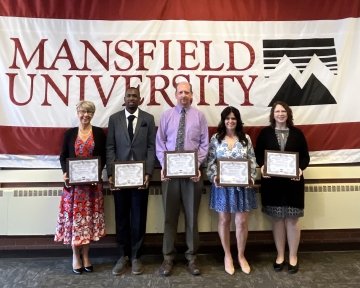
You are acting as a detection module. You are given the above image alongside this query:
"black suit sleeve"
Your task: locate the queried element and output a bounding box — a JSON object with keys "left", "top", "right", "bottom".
{"left": 145, "top": 114, "right": 156, "bottom": 176}
{"left": 106, "top": 115, "right": 116, "bottom": 177}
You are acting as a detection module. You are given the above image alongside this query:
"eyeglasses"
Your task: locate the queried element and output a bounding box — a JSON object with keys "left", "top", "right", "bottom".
{"left": 77, "top": 109, "right": 94, "bottom": 116}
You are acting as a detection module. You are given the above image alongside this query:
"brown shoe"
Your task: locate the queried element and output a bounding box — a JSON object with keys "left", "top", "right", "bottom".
{"left": 159, "top": 259, "right": 173, "bottom": 276}
{"left": 187, "top": 260, "right": 201, "bottom": 276}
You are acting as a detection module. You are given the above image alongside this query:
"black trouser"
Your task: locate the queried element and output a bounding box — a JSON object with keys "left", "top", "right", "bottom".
{"left": 113, "top": 188, "right": 149, "bottom": 259}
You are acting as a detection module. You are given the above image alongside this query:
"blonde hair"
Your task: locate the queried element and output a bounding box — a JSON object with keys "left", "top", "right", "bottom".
{"left": 76, "top": 101, "right": 96, "bottom": 114}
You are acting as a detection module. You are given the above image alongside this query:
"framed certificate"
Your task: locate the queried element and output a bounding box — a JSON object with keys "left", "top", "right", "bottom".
{"left": 217, "top": 159, "right": 251, "bottom": 187}
{"left": 66, "top": 157, "right": 101, "bottom": 185}
{"left": 112, "top": 161, "right": 145, "bottom": 188}
{"left": 264, "top": 150, "right": 299, "bottom": 178}
{"left": 164, "top": 151, "right": 198, "bottom": 178}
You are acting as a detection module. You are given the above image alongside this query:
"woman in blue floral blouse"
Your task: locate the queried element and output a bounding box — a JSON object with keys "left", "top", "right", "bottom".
{"left": 206, "top": 106, "right": 257, "bottom": 275}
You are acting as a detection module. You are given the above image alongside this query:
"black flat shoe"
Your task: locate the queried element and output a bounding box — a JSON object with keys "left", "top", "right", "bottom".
{"left": 273, "top": 260, "right": 285, "bottom": 272}
{"left": 288, "top": 263, "right": 299, "bottom": 274}
{"left": 84, "top": 265, "right": 93, "bottom": 272}
{"left": 72, "top": 267, "right": 83, "bottom": 274}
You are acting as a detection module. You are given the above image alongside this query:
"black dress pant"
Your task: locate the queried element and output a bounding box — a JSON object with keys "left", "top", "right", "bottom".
{"left": 113, "top": 188, "right": 149, "bottom": 260}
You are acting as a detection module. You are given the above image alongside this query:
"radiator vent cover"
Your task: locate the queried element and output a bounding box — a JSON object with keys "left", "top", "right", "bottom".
{"left": 305, "top": 184, "right": 360, "bottom": 192}
{"left": 0, "top": 183, "right": 359, "bottom": 197}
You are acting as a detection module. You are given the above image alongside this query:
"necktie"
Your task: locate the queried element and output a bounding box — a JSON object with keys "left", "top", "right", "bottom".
{"left": 128, "top": 115, "right": 135, "bottom": 141}
{"left": 175, "top": 108, "right": 186, "bottom": 151}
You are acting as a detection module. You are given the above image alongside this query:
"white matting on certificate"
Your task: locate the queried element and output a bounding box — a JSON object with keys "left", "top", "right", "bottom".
{"left": 264, "top": 150, "right": 299, "bottom": 178}
{"left": 164, "top": 151, "right": 198, "bottom": 178}
{"left": 217, "top": 159, "right": 250, "bottom": 186}
{"left": 112, "top": 161, "right": 145, "bottom": 188}
{"left": 66, "top": 157, "right": 100, "bottom": 185}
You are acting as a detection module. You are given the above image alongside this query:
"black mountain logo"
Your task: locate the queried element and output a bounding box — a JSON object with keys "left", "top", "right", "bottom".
{"left": 268, "top": 74, "right": 336, "bottom": 106}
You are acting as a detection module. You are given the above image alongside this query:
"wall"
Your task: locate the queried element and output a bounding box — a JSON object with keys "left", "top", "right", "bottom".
{"left": 1, "top": 166, "right": 359, "bottom": 236}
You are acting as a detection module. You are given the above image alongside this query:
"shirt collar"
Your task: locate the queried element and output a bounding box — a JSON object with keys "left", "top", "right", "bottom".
{"left": 125, "top": 108, "right": 139, "bottom": 119}
{"left": 175, "top": 105, "right": 190, "bottom": 113}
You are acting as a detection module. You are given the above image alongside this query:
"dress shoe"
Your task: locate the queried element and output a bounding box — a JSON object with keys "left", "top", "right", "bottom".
{"left": 239, "top": 259, "right": 251, "bottom": 275}
{"left": 273, "top": 260, "right": 286, "bottom": 272}
{"left": 84, "top": 265, "right": 93, "bottom": 273}
{"left": 131, "top": 259, "right": 144, "bottom": 275}
{"left": 159, "top": 259, "right": 173, "bottom": 276}
{"left": 224, "top": 257, "right": 235, "bottom": 275}
{"left": 112, "top": 256, "right": 129, "bottom": 276}
{"left": 187, "top": 260, "right": 201, "bottom": 276}
{"left": 72, "top": 267, "right": 83, "bottom": 274}
{"left": 288, "top": 262, "right": 299, "bottom": 274}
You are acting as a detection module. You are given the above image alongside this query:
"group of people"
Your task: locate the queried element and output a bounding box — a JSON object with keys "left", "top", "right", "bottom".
{"left": 54, "top": 81, "right": 310, "bottom": 277}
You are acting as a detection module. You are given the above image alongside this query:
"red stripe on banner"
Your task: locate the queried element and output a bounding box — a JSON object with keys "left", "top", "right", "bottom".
{"left": 1, "top": 0, "right": 359, "bottom": 21}
{"left": 0, "top": 126, "right": 67, "bottom": 155}
{"left": 0, "top": 122, "right": 359, "bottom": 155}
{"left": 247, "top": 123, "right": 360, "bottom": 152}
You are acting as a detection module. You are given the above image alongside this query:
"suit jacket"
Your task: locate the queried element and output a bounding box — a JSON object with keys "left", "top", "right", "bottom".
{"left": 59, "top": 126, "right": 106, "bottom": 173}
{"left": 106, "top": 109, "right": 156, "bottom": 177}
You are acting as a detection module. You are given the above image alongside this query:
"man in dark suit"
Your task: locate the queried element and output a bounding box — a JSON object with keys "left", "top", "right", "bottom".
{"left": 106, "top": 87, "right": 156, "bottom": 275}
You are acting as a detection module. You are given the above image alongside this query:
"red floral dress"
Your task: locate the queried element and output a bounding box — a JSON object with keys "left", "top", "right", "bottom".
{"left": 54, "top": 133, "right": 106, "bottom": 245}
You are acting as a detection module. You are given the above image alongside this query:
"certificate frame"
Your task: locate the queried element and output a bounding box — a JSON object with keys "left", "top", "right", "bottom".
{"left": 217, "top": 159, "right": 251, "bottom": 187}
{"left": 112, "top": 161, "right": 145, "bottom": 189}
{"left": 164, "top": 151, "right": 198, "bottom": 178}
{"left": 264, "top": 150, "right": 299, "bottom": 178}
{"left": 66, "top": 156, "right": 101, "bottom": 185}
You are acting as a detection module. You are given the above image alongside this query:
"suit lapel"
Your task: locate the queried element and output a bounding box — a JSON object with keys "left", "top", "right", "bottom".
{"left": 133, "top": 109, "right": 143, "bottom": 141}
{"left": 119, "top": 110, "right": 131, "bottom": 142}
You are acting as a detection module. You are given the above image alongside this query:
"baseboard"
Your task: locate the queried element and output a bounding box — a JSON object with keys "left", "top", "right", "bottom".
{"left": 1, "top": 229, "right": 360, "bottom": 258}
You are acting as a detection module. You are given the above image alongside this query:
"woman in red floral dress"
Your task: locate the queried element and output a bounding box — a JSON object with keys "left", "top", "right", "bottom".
{"left": 55, "top": 101, "right": 106, "bottom": 274}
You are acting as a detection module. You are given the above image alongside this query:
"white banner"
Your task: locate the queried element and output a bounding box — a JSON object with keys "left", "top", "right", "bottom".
{"left": 1, "top": 16, "right": 360, "bottom": 167}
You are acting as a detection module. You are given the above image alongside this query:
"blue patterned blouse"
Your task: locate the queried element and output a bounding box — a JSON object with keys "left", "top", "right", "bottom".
{"left": 206, "top": 133, "right": 257, "bottom": 183}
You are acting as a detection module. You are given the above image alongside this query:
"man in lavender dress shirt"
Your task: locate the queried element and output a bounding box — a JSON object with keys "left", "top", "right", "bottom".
{"left": 156, "top": 81, "right": 209, "bottom": 276}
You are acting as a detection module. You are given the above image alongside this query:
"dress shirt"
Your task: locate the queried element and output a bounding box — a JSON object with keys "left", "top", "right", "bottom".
{"left": 156, "top": 105, "right": 209, "bottom": 167}
{"left": 125, "top": 108, "right": 139, "bottom": 131}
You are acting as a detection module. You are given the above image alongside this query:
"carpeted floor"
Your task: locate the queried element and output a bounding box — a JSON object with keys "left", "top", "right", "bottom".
{"left": 0, "top": 251, "right": 360, "bottom": 288}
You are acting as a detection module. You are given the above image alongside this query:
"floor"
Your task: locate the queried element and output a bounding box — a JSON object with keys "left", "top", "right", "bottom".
{"left": 1, "top": 250, "right": 360, "bottom": 288}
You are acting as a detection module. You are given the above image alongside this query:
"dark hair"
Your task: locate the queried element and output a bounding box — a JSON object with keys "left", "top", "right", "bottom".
{"left": 125, "top": 86, "right": 140, "bottom": 96}
{"left": 269, "top": 101, "right": 294, "bottom": 127}
{"left": 216, "top": 106, "right": 248, "bottom": 146}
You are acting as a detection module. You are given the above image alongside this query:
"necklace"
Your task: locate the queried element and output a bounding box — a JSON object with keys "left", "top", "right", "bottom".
{"left": 79, "top": 126, "right": 92, "bottom": 135}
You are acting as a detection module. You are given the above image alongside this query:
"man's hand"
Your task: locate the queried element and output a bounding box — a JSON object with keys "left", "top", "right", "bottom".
{"left": 191, "top": 170, "right": 201, "bottom": 182}
{"left": 139, "top": 174, "right": 150, "bottom": 189}
{"left": 108, "top": 176, "right": 116, "bottom": 190}
{"left": 161, "top": 169, "right": 170, "bottom": 182}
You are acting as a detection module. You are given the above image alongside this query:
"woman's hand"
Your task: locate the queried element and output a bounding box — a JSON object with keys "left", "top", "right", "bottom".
{"left": 213, "top": 175, "right": 221, "bottom": 188}
{"left": 260, "top": 165, "right": 271, "bottom": 178}
{"left": 291, "top": 168, "right": 303, "bottom": 181}
{"left": 63, "top": 172, "right": 70, "bottom": 188}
